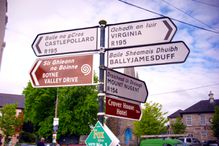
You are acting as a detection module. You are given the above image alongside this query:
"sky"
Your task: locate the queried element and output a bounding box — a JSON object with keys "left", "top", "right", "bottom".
{"left": 0, "top": 0, "right": 219, "bottom": 115}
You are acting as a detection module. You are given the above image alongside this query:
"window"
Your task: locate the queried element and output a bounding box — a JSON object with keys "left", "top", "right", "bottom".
{"left": 124, "top": 128, "right": 132, "bottom": 145}
{"left": 186, "top": 138, "right": 192, "bottom": 143}
{"left": 200, "top": 114, "right": 206, "bottom": 125}
{"left": 186, "top": 115, "right": 192, "bottom": 126}
{"left": 201, "top": 131, "right": 208, "bottom": 137}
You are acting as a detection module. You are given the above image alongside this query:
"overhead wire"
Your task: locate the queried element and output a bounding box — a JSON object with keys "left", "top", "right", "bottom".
{"left": 191, "top": 0, "right": 219, "bottom": 8}
{"left": 150, "top": 83, "right": 219, "bottom": 96}
{"left": 160, "top": 0, "right": 215, "bottom": 30}
{"left": 117, "top": 0, "right": 219, "bottom": 96}
{"left": 118, "top": 0, "right": 219, "bottom": 34}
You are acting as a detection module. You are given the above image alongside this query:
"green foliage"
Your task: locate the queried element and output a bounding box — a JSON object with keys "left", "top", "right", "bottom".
{"left": 211, "top": 106, "right": 219, "bottom": 139}
{"left": 0, "top": 104, "right": 22, "bottom": 144}
{"left": 134, "top": 102, "right": 168, "bottom": 137}
{"left": 171, "top": 117, "right": 186, "bottom": 134}
{"left": 23, "top": 82, "right": 57, "bottom": 124}
{"left": 23, "top": 82, "right": 56, "bottom": 139}
{"left": 23, "top": 80, "right": 98, "bottom": 140}
{"left": 58, "top": 86, "right": 98, "bottom": 136}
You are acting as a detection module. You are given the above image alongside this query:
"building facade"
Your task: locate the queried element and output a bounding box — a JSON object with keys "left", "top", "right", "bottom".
{"left": 182, "top": 113, "right": 215, "bottom": 142}
{"left": 0, "top": 0, "right": 7, "bottom": 70}
{"left": 168, "top": 93, "right": 219, "bottom": 142}
{"left": 0, "top": 93, "right": 24, "bottom": 146}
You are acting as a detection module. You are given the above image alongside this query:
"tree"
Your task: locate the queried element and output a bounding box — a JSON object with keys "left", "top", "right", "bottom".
{"left": 211, "top": 106, "right": 219, "bottom": 140}
{"left": 58, "top": 85, "right": 98, "bottom": 137}
{"left": 171, "top": 117, "right": 186, "bottom": 134}
{"left": 23, "top": 82, "right": 57, "bottom": 139}
{"left": 0, "top": 104, "right": 23, "bottom": 144}
{"left": 23, "top": 79, "right": 98, "bottom": 141}
{"left": 133, "top": 102, "right": 168, "bottom": 137}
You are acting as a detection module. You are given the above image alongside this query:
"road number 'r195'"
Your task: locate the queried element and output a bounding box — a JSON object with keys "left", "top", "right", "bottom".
{"left": 110, "top": 40, "right": 127, "bottom": 47}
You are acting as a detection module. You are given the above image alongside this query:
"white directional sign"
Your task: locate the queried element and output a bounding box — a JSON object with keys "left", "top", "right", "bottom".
{"left": 32, "top": 26, "right": 98, "bottom": 57}
{"left": 108, "top": 17, "right": 176, "bottom": 49}
{"left": 107, "top": 41, "right": 190, "bottom": 68}
{"left": 105, "top": 69, "right": 148, "bottom": 103}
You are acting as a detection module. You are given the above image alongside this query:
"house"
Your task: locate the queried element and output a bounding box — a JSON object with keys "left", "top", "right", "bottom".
{"left": 168, "top": 91, "right": 219, "bottom": 142}
{"left": 0, "top": 93, "right": 24, "bottom": 146}
{"left": 0, "top": 0, "right": 8, "bottom": 70}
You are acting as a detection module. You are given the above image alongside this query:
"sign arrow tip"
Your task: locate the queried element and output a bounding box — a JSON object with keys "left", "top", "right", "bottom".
{"left": 163, "top": 20, "right": 173, "bottom": 40}
{"left": 36, "top": 36, "right": 43, "bottom": 54}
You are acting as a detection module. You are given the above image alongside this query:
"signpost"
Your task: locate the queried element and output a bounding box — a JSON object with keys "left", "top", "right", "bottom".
{"left": 30, "top": 17, "right": 191, "bottom": 144}
{"left": 106, "top": 96, "right": 142, "bottom": 121}
{"left": 107, "top": 41, "right": 190, "bottom": 68}
{"left": 32, "top": 26, "right": 98, "bottom": 56}
{"left": 85, "top": 121, "right": 112, "bottom": 146}
{"left": 108, "top": 17, "right": 176, "bottom": 49}
{"left": 105, "top": 69, "right": 148, "bottom": 103}
{"left": 30, "top": 54, "right": 94, "bottom": 88}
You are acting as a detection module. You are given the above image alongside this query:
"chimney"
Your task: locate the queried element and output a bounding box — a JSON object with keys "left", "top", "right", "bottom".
{"left": 208, "top": 91, "right": 214, "bottom": 104}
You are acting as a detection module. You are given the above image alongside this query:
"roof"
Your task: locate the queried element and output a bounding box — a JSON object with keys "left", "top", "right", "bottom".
{"left": 181, "top": 99, "right": 219, "bottom": 114}
{"left": 168, "top": 109, "right": 183, "bottom": 118}
{"left": 0, "top": 93, "right": 24, "bottom": 109}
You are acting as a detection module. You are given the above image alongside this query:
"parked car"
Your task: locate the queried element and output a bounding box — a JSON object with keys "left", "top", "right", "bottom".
{"left": 177, "top": 137, "right": 201, "bottom": 146}
{"left": 140, "top": 138, "right": 183, "bottom": 146}
{"left": 202, "top": 140, "right": 218, "bottom": 146}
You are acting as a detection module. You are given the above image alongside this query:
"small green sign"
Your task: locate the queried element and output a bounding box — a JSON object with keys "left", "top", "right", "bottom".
{"left": 85, "top": 121, "right": 112, "bottom": 146}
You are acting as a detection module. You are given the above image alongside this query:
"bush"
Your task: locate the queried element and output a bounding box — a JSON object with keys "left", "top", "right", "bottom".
{"left": 19, "top": 131, "right": 36, "bottom": 143}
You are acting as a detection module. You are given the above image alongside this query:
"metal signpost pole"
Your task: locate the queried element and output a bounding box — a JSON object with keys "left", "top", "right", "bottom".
{"left": 98, "top": 20, "right": 107, "bottom": 125}
{"left": 55, "top": 88, "right": 58, "bottom": 119}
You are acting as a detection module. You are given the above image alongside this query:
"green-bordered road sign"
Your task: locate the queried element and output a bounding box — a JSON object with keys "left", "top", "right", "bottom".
{"left": 85, "top": 121, "right": 112, "bottom": 146}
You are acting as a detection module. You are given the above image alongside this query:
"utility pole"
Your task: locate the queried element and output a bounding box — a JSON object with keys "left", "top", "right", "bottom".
{"left": 55, "top": 94, "right": 58, "bottom": 118}
{"left": 53, "top": 88, "right": 59, "bottom": 144}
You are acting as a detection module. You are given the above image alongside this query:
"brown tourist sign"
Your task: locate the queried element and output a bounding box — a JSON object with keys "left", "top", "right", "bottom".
{"left": 105, "top": 96, "right": 142, "bottom": 121}
{"left": 30, "top": 54, "right": 94, "bottom": 88}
